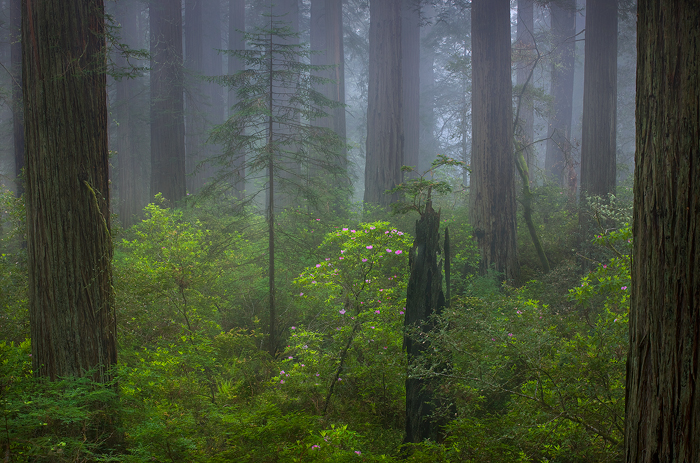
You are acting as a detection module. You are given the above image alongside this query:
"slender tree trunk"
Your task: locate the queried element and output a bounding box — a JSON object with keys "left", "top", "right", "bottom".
{"left": 11, "top": 0, "right": 23, "bottom": 196}
{"left": 150, "top": 0, "right": 186, "bottom": 204}
{"left": 115, "top": 0, "right": 142, "bottom": 228}
{"left": 516, "top": 0, "right": 535, "bottom": 183}
{"left": 545, "top": 0, "right": 576, "bottom": 187}
{"left": 229, "top": 0, "right": 245, "bottom": 198}
{"left": 364, "top": 0, "right": 403, "bottom": 208}
{"left": 624, "top": 2, "right": 700, "bottom": 462}
{"left": 469, "top": 0, "right": 519, "bottom": 282}
{"left": 402, "top": 0, "right": 420, "bottom": 178}
{"left": 23, "top": 0, "right": 116, "bottom": 381}
{"left": 579, "top": 0, "right": 616, "bottom": 199}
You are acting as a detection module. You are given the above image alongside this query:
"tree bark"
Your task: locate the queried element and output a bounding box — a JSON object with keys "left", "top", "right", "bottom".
{"left": 545, "top": 0, "right": 576, "bottom": 188}
{"left": 150, "top": 0, "right": 186, "bottom": 204}
{"left": 364, "top": 0, "right": 403, "bottom": 207}
{"left": 419, "top": 5, "right": 438, "bottom": 173}
{"left": 579, "top": 0, "right": 617, "bottom": 198}
{"left": 23, "top": 0, "right": 116, "bottom": 381}
{"left": 115, "top": 0, "right": 143, "bottom": 228}
{"left": 624, "top": 2, "right": 700, "bottom": 462}
{"left": 469, "top": 0, "right": 519, "bottom": 282}
{"left": 404, "top": 201, "right": 445, "bottom": 444}
{"left": 402, "top": 0, "right": 420, "bottom": 178}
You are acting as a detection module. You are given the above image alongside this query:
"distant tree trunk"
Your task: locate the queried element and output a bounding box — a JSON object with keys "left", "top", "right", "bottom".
{"left": 11, "top": 0, "right": 23, "bottom": 196}
{"left": 229, "top": 0, "right": 245, "bottom": 198}
{"left": 23, "top": 0, "right": 116, "bottom": 381}
{"left": 364, "top": 0, "right": 403, "bottom": 207}
{"left": 624, "top": 2, "right": 700, "bottom": 462}
{"left": 419, "top": 5, "right": 438, "bottom": 173}
{"left": 545, "top": 0, "right": 576, "bottom": 187}
{"left": 579, "top": 0, "right": 616, "bottom": 199}
{"left": 404, "top": 201, "right": 445, "bottom": 444}
{"left": 402, "top": 0, "right": 420, "bottom": 178}
{"left": 516, "top": 0, "right": 535, "bottom": 183}
{"left": 203, "top": 0, "right": 224, "bottom": 178}
{"left": 184, "top": 0, "right": 205, "bottom": 193}
{"left": 150, "top": 0, "right": 186, "bottom": 204}
{"left": 469, "top": 0, "right": 519, "bottom": 282}
{"left": 115, "top": 0, "right": 142, "bottom": 228}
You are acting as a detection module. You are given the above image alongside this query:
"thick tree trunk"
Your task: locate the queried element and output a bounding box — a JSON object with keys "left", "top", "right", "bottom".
{"left": 229, "top": 0, "right": 245, "bottom": 198}
{"left": 11, "top": 0, "right": 23, "bottom": 196}
{"left": 404, "top": 201, "right": 445, "bottom": 444}
{"left": 545, "top": 0, "right": 576, "bottom": 188}
{"left": 364, "top": 0, "right": 403, "bottom": 207}
{"left": 115, "top": 0, "right": 142, "bottom": 228}
{"left": 151, "top": 0, "right": 186, "bottom": 204}
{"left": 402, "top": 0, "right": 420, "bottom": 178}
{"left": 202, "top": 0, "right": 224, "bottom": 180}
{"left": 469, "top": 0, "right": 519, "bottom": 282}
{"left": 23, "top": 0, "right": 116, "bottom": 381}
{"left": 516, "top": 0, "right": 535, "bottom": 183}
{"left": 579, "top": 0, "right": 616, "bottom": 198}
{"left": 624, "top": 2, "right": 700, "bottom": 462}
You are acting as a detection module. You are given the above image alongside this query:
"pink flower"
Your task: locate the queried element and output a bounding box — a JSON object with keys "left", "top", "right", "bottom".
{"left": 508, "top": 333, "right": 514, "bottom": 337}
{"left": 621, "top": 286, "right": 628, "bottom": 290}
{"left": 375, "top": 310, "right": 380, "bottom": 314}
{"left": 395, "top": 250, "right": 402, "bottom": 255}
{"left": 339, "top": 309, "right": 346, "bottom": 315}
{"left": 316, "top": 264, "right": 322, "bottom": 268}
{"left": 366, "top": 245, "right": 373, "bottom": 249}
{"left": 343, "top": 228, "right": 348, "bottom": 231}
{"left": 299, "top": 292, "right": 304, "bottom": 296}
{"left": 362, "top": 258, "right": 368, "bottom": 262}
{"left": 369, "top": 226, "right": 375, "bottom": 230}
{"left": 280, "top": 380, "right": 285, "bottom": 384}
{"left": 399, "top": 311, "right": 404, "bottom": 315}
{"left": 386, "top": 249, "right": 392, "bottom": 253}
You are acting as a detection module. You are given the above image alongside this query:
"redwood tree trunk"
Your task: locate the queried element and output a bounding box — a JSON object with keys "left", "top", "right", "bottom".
{"left": 184, "top": 0, "right": 205, "bottom": 193}
{"left": 579, "top": 0, "right": 617, "bottom": 198}
{"left": 364, "top": 0, "right": 403, "bottom": 207}
{"left": 624, "top": 2, "right": 700, "bottom": 462}
{"left": 150, "top": 0, "right": 186, "bottom": 204}
{"left": 11, "top": 0, "right": 23, "bottom": 196}
{"left": 469, "top": 0, "right": 519, "bottom": 282}
{"left": 23, "top": 0, "right": 116, "bottom": 381}
{"left": 545, "top": 0, "right": 576, "bottom": 188}
{"left": 402, "top": 0, "right": 420, "bottom": 177}
{"left": 115, "top": 0, "right": 142, "bottom": 228}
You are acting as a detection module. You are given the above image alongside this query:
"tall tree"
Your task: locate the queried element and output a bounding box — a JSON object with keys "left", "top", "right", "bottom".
{"left": 208, "top": 16, "right": 346, "bottom": 354}
{"left": 310, "top": 0, "right": 348, "bottom": 200}
{"left": 515, "top": 0, "right": 535, "bottom": 183}
{"left": 624, "top": 2, "right": 700, "bottom": 462}
{"left": 469, "top": 0, "right": 519, "bottom": 281}
{"left": 545, "top": 0, "right": 576, "bottom": 188}
{"left": 229, "top": 0, "right": 246, "bottom": 198}
{"left": 418, "top": 4, "right": 438, "bottom": 173}
{"left": 364, "top": 0, "right": 403, "bottom": 207}
{"left": 579, "top": 0, "right": 617, "bottom": 199}
{"left": 115, "top": 0, "right": 145, "bottom": 228}
{"left": 23, "top": 0, "right": 116, "bottom": 380}
{"left": 184, "top": 0, "right": 205, "bottom": 193}
{"left": 150, "top": 0, "right": 186, "bottom": 204}
{"left": 402, "top": 0, "right": 420, "bottom": 178}
{"left": 10, "top": 0, "right": 23, "bottom": 196}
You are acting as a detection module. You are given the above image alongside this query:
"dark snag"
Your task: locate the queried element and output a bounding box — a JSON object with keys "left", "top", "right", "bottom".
{"left": 404, "top": 201, "right": 445, "bottom": 444}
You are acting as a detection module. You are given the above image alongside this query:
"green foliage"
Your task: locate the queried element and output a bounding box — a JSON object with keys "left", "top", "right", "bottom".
{"left": 0, "top": 189, "right": 28, "bottom": 343}
{"left": 1, "top": 341, "right": 121, "bottom": 462}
